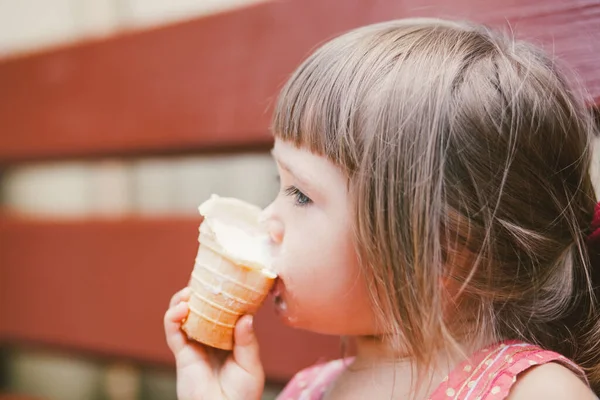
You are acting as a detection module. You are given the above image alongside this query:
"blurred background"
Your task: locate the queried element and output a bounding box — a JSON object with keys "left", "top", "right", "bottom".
{"left": 0, "top": 0, "right": 598, "bottom": 399}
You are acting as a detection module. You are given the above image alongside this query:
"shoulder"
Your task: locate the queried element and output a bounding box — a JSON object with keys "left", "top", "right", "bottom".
{"left": 507, "top": 362, "right": 596, "bottom": 400}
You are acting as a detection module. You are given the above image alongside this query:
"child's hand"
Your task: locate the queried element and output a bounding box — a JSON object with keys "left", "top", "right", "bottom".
{"left": 164, "top": 287, "right": 265, "bottom": 400}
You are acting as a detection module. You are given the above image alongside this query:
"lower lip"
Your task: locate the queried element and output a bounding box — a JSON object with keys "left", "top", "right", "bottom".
{"left": 274, "top": 295, "right": 287, "bottom": 313}
{"left": 273, "top": 294, "right": 298, "bottom": 324}
{"left": 270, "top": 278, "right": 283, "bottom": 297}
{"left": 270, "top": 279, "right": 292, "bottom": 316}
{"left": 270, "top": 282, "right": 285, "bottom": 308}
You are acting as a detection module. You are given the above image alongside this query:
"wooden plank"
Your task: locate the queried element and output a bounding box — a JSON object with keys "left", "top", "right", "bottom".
{"left": 0, "top": 215, "right": 340, "bottom": 382}
{"left": 0, "top": 0, "right": 598, "bottom": 163}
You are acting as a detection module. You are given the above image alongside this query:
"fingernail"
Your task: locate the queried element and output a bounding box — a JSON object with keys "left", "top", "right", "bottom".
{"left": 247, "top": 315, "right": 254, "bottom": 331}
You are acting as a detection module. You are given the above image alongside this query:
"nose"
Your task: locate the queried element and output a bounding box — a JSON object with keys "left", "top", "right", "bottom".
{"left": 260, "top": 203, "right": 284, "bottom": 244}
{"left": 267, "top": 219, "right": 284, "bottom": 244}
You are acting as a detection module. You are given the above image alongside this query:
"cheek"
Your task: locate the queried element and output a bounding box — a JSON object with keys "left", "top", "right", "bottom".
{"left": 275, "top": 212, "right": 377, "bottom": 334}
{"left": 278, "top": 211, "right": 345, "bottom": 288}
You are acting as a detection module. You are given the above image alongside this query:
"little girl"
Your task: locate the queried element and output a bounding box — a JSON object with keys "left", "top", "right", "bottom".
{"left": 164, "top": 18, "right": 600, "bottom": 399}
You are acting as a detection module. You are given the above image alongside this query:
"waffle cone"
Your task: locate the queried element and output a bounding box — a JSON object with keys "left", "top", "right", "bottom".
{"left": 181, "top": 196, "right": 276, "bottom": 350}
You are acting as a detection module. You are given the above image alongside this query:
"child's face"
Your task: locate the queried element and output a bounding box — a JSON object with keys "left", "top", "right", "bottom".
{"left": 262, "top": 139, "right": 377, "bottom": 335}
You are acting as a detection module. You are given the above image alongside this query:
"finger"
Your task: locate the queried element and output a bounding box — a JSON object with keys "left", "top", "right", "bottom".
{"left": 169, "top": 287, "right": 192, "bottom": 308}
{"left": 232, "top": 315, "right": 263, "bottom": 379}
{"left": 164, "top": 301, "right": 189, "bottom": 353}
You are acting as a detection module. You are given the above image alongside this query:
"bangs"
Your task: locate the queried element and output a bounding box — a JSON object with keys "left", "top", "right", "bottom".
{"left": 271, "top": 25, "right": 397, "bottom": 172}
{"left": 271, "top": 48, "right": 357, "bottom": 170}
{"left": 270, "top": 19, "right": 469, "bottom": 172}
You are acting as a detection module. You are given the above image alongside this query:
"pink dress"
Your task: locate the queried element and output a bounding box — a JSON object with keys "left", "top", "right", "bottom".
{"left": 276, "top": 340, "right": 587, "bottom": 400}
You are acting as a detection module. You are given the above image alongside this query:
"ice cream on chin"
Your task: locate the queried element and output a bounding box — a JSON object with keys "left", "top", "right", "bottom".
{"left": 181, "top": 195, "right": 277, "bottom": 350}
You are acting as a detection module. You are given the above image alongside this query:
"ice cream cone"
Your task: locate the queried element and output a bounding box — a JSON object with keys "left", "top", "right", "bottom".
{"left": 181, "top": 195, "right": 276, "bottom": 350}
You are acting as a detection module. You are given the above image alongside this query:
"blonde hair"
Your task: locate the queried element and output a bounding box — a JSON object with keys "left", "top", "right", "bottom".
{"left": 272, "top": 18, "right": 600, "bottom": 393}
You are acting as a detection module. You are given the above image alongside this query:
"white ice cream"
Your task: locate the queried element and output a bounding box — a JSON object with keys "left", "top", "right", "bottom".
{"left": 197, "top": 195, "right": 275, "bottom": 276}
{"left": 204, "top": 219, "right": 272, "bottom": 269}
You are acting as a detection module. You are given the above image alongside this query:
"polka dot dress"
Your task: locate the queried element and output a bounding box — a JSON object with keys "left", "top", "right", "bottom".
{"left": 429, "top": 341, "right": 586, "bottom": 399}
{"left": 276, "top": 341, "right": 587, "bottom": 400}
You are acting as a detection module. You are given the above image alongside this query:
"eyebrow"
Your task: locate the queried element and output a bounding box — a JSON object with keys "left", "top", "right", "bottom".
{"left": 270, "top": 149, "right": 317, "bottom": 192}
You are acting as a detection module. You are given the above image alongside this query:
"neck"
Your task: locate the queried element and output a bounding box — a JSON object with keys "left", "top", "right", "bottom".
{"left": 351, "top": 330, "right": 496, "bottom": 365}
{"left": 346, "top": 334, "right": 495, "bottom": 393}
{"left": 351, "top": 335, "right": 405, "bottom": 367}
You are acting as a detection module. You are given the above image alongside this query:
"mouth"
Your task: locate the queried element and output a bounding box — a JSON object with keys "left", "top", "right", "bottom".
{"left": 270, "top": 278, "right": 282, "bottom": 296}
{"left": 270, "top": 278, "right": 287, "bottom": 311}
{"left": 274, "top": 294, "right": 287, "bottom": 312}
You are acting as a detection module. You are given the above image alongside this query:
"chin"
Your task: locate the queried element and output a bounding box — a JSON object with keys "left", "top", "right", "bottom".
{"left": 272, "top": 304, "right": 362, "bottom": 335}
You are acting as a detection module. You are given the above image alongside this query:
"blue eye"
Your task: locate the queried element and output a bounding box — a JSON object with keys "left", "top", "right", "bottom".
{"left": 284, "top": 186, "right": 312, "bottom": 206}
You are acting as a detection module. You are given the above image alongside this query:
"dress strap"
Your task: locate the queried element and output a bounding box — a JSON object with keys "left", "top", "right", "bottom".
{"left": 429, "top": 341, "right": 587, "bottom": 400}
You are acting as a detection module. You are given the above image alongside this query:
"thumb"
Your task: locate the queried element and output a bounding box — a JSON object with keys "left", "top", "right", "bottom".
{"left": 232, "top": 315, "right": 263, "bottom": 378}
